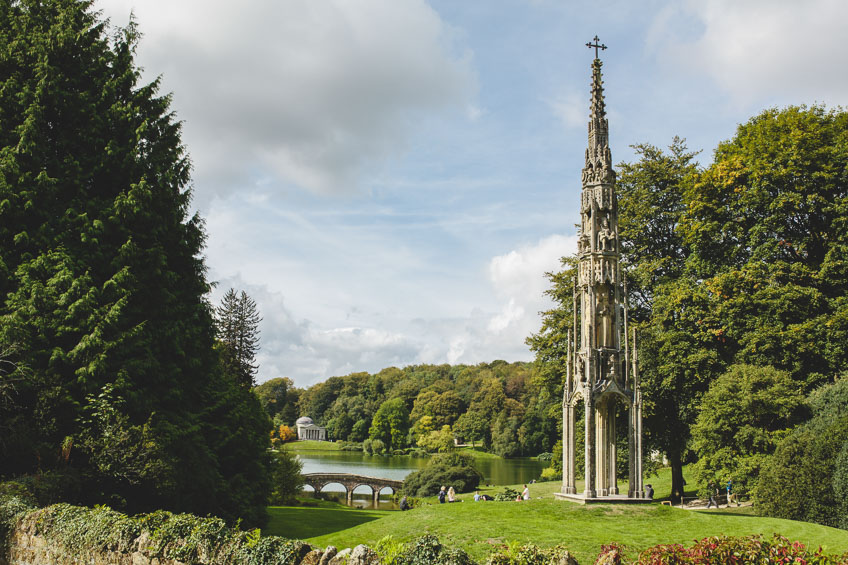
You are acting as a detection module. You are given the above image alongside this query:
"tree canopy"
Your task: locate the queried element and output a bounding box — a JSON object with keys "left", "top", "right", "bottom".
{"left": 215, "top": 288, "right": 261, "bottom": 388}
{"left": 530, "top": 105, "right": 848, "bottom": 505}
{"left": 0, "top": 0, "right": 270, "bottom": 526}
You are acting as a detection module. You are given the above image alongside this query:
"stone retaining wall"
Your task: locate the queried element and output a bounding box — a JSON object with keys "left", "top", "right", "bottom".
{"left": 0, "top": 502, "right": 382, "bottom": 565}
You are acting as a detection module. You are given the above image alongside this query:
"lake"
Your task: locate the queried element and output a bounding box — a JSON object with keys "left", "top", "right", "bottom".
{"left": 297, "top": 451, "right": 549, "bottom": 508}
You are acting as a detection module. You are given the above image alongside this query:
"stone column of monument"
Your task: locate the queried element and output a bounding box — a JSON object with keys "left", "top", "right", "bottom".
{"left": 557, "top": 38, "right": 644, "bottom": 501}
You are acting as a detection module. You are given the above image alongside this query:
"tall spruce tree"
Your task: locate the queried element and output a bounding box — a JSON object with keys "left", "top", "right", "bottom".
{"left": 215, "top": 288, "right": 261, "bottom": 388}
{"left": 0, "top": 0, "right": 269, "bottom": 525}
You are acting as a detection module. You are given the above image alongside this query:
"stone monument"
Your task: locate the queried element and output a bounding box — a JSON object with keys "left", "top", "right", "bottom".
{"left": 554, "top": 37, "right": 645, "bottom": 503}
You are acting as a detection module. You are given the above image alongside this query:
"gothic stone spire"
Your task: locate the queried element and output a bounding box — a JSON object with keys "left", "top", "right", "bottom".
{"left": 558, "top": 35, "right": 645, "bottom": 503}
{"left": 584, "top": 57, "right": 613, "bottom": 187}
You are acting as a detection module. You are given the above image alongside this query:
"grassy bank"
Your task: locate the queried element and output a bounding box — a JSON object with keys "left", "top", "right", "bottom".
{"left": 307, "top": 487, "right": 848, "bottom": 563}
{"left": 267, "top": 475, "right": 848, "bottom": 563}
{"left": 287, "top": 440, "right": 506, "bottom": 460}
{"left": 285, "top": 440, "right": 343, "bottom": 452}
{"left": 265, "top": 499, "right": 389, "bottom": 539}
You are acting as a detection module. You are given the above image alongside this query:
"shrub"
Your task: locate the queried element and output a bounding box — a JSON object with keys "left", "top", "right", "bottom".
{"left": 402, "top": 453, "right": 482, "bottom": 497}
{"left": 493, "top": 487, "right": 520, "bottom": 502}
{"left": 0, "top": 496, "right": 312, "bottom": 565}
{"left": 636, "top": 534, "right": 848, "bottom": 564}
{"left": 394, "top": 534, "right": 475, "bottom": 565}
{"left": 375, "top": 535, "right": 406, "bottom": 564}
{"left": 339, "top": 442, "right": 363, "bottom": 452}
{"left": 755, "top": 378, "right": 848, "bottom": 527}
{"left": 691, "top": 365, "right": 806, "bottom": 498}
{"left": 371, "top": 439, "right": 387, "bottom": 455}
{"left": 486, "top": 542, "right": 577, "bottom": 565}
{"left": 539, "top": 467, "right": 561, "bottom": 482}
{"left": 595, "top": 543, "right": 627, "bottom": 565}
{"left": 0, "top": 491, "right": 36, "bottom": 557}
{"left": 833, "top": 439, "right": 848, "bottom": 530}
{"left": 268, "top": 449, "right": 304, "bottom": 505}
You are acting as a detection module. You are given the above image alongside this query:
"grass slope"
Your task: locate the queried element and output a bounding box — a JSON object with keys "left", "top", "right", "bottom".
{"left": 267, "top": 463, "right": 847, "bottom": 562}
{"left": 265, "top": 504, "right": 389, "bottom": 539}
{"left": 305, "top": 492, "right": 848, "bottom": 563}
{"left": 285, "top": 440, "right": 342, "bottom": 452}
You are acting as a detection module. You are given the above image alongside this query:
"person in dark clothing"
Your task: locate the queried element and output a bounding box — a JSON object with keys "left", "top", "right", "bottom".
{"left": 645, "top": 484, "right": 654, "bottom": 499}
{"left": 399, "top": 495, "right": 410, "bottom": 511}
{"left": 706, "top": 481, "right": 718, "bottom": 508}
{"left": 438, "top": 486, "right": 446, "bottom": 504}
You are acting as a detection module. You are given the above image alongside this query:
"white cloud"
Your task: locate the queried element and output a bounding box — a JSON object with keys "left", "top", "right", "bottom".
{"left": 98, "top": 0, "right": 477, "bottom": 199}
{"left": 210, "top": 234, "right": 577, "bottom": 385}
{"left": 655, "top": 0, "right": 848, "bottom": 107}
{"left": 549, "top": 90, "right": 586, "bottom": 129}
{"left": 489, "top": 234, "right": 576, "bottom": 303}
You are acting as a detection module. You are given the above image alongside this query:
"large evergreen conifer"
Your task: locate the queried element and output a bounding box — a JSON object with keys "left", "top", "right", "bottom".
{"left": 0, "top": 0, "right": 269, "bottom": 526}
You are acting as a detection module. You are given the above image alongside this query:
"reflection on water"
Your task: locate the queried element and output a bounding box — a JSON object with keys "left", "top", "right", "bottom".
{"left": 297, "top": 450, "right": 549, "bottom": 508}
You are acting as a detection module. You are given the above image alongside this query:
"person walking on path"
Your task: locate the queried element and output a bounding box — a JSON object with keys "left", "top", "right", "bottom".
{"left": 438, "top": 486, "right": 446, "bottom": 504}
{"left": 706, "top": 481, "right": 718, "bottom": 508}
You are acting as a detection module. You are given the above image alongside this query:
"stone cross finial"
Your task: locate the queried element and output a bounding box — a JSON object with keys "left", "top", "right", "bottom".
{"left": 586, "top": 35, "right": 607, "bottom": 59}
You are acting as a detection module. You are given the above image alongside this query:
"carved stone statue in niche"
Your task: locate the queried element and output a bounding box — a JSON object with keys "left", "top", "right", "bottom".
{"left": 606, "top": 353, "right": 619, "bottom": 384}
{"left": 595, "top": 287, "right": 614, "bottom": 348}
{"left": 598, "top": 215, "right": 615, "bottom": 251}
{"left": 577, "top": 355, "right": 586, "bottom": 383}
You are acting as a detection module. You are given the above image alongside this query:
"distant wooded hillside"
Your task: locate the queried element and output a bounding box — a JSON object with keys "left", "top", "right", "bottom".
{"left": 255, "top": 361, "right": 559, "bottom": 458}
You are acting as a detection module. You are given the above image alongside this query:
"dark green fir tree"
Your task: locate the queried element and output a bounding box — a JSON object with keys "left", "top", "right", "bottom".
{"left": 0, "top": 0, "right": 270, "bottom": 526}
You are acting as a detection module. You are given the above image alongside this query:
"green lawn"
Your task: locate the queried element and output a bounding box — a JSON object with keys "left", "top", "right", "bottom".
{"left": 284, "top": 440, "right": 343, "bottom": 452}
{"left": 456, "top": 446, "right": 502, "bottom": 459}
{"left": 266, "top": 475, "right": 848, "bottom": 563}
{"left": 265, "top": 503, "right": 389, "bottom": 539}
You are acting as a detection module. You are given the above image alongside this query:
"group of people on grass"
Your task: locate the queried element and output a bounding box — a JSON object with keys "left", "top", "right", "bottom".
{"left": 397, "top": 479, "right": 738, "bottom": 511}
{"left": 434, "top": 483, "right": 531, "bottom": 504}
{"left": 438, "top": 485, "right": 458, "bottom": 503}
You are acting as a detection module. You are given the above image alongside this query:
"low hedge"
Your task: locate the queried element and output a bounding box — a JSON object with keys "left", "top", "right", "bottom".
{"left": 0, "top": 488, "right": 309, "bottom": 565}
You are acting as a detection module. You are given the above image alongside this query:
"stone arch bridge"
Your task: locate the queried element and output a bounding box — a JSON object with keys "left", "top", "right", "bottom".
{"left": 302, "top": 473, "right": 404, "bottom": 505}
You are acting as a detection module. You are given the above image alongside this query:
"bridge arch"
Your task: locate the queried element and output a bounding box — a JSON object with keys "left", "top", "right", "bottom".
{"left": 302, "top": 473, "right": 404, "bottom": 505}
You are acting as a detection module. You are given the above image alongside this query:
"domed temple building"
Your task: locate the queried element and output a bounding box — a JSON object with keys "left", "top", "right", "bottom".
{"left": 295, "top": 416, "right": 327, "bottom": 441}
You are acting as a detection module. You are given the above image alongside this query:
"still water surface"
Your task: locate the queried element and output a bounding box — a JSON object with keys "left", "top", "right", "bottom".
{"left": 298, "top": 451, "right": 548, "bottom": 508}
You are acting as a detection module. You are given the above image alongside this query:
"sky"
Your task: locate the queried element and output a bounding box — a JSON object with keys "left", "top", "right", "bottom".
{"left": 95, "top": 0, "right": 848, "bottom": 387}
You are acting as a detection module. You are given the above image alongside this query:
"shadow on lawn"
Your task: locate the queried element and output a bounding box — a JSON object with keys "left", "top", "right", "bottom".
{"left": 264, "top": 505, "right": 389, "bottom": 539}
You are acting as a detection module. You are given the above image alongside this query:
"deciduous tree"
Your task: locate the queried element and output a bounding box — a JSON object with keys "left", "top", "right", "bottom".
{"left": 691, "top": 364, "right": 805, "bottom": 496}
{"left": 369, "top": 397, "right": 410, "bottom": 451}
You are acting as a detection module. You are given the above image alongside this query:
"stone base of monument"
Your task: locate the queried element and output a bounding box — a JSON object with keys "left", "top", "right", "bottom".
{"left": 554, "top": 492, "right": 653, "bottom": 504}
